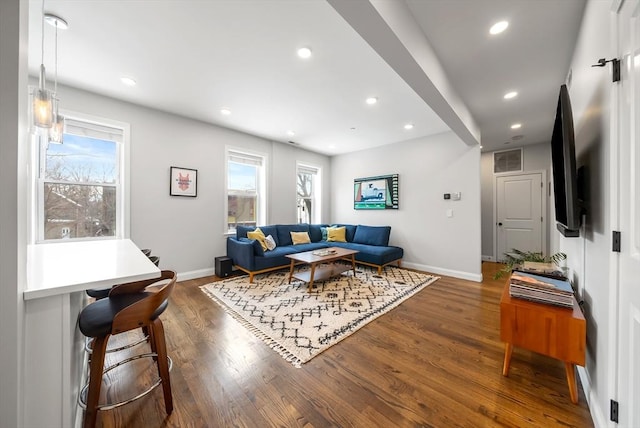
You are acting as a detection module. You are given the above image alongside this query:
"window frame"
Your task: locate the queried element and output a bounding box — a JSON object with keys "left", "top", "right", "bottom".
{"left": 296, "top": 162, "right": 321, "bottom": 224}
{"left": 34, "top": 110, "right": 130, "bottom": 243}
{"left": 225, "top": 147, "right": 267, "bottom": 234}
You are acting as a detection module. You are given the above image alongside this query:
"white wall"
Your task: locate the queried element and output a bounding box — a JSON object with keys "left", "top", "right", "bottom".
{"left": 480, "top": 143, "right": 552, "bottom": 260}
{"left": 0, "top": 0, "right": 27, "bottom": 426}
{"left": 331, "top": 131, "right": 482, "bottom": 281}
{"left": 553, "top": 0, "right": 613, "bottom": 426}
{"left": 53, "top": 85, "right": 331, "bottom": 278}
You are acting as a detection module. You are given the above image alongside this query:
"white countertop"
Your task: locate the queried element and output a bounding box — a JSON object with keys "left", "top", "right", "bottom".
{"left": 25, "top": 239, "right": 161, "bottom": 300}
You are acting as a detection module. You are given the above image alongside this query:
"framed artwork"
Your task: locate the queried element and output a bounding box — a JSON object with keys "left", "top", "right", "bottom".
{"left": 170, "top": 166, "right": 198, "bottom": 197}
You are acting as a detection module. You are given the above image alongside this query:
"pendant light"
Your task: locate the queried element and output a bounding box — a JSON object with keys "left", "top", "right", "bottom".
{"left": 45, "top": 12, "right": 68, "bottom": 144}
{"left": 32, "top": 0, "right": 53, "bottom": 130}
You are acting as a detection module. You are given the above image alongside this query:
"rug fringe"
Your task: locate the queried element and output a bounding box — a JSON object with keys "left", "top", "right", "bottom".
{"left": 200, "top": 266, "right": 439, "bottom": 369}
{"left": 200, "top": 287, "right": 305, "bottom": 368}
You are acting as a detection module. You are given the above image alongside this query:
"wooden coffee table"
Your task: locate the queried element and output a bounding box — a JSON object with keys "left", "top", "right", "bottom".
{"left": 286, "top": 247, "right": 359, "bottom": 292}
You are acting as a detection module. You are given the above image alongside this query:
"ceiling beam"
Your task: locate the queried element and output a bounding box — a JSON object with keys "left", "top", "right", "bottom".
{"left": 327, "top": 0, "right": 480, "bottom": 147}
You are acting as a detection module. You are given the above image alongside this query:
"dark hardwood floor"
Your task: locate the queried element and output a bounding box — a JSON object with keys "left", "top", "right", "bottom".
{"left": 93, "top": 262, "right": 593, "bottom": 427}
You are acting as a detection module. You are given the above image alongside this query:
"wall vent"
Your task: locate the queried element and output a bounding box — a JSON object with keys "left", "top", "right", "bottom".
{"left": 494, "top": 148, "right": 523, "bottom": 173}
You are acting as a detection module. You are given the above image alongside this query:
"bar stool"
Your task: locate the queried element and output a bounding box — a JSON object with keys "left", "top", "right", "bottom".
{"left": 78, "top": 270, "right": 176, "bottom": 428}
{"left": 84, "top": 248, "right": 159, "bottom": 353}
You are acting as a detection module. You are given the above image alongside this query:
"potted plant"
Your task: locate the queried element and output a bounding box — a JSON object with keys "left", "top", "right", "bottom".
{"left": 494, "top": 249, "right": 567, "bottom": 279}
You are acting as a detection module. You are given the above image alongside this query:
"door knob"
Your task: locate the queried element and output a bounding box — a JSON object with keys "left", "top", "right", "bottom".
{"left": 498, "top": 222, "right": 503, "bottom": 226}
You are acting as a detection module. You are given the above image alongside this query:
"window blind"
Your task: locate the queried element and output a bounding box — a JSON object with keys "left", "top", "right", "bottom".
{"left": 64, "top": 118, "right": 124, "bottom": 143}
{"left": 297, "top": 165, "right": 319, "bottom": 175}
{"left": 228, "top": 151, "right": 263, "bottom": 166}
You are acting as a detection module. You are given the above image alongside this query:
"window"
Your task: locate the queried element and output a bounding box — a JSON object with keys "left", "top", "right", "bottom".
{"left": 37, "top": 115, "right": 127, "bottom": 241}
{"left": 226, "top": 149, "right": 266, "bottom": 233}
{"left": 297, "top": 163, "right": 321, "bottom": 224}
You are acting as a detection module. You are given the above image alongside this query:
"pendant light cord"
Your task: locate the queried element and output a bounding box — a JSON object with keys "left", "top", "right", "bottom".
{"left": 54, "top": 21, "right": 58, "bottom": 93}
{"left": 41, "top": 0, "right": 45, "bottom": 67}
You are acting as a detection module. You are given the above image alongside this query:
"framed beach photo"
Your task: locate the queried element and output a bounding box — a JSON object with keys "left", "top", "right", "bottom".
{"left": 170, "top": 166, "right": 198, "bottom": 197}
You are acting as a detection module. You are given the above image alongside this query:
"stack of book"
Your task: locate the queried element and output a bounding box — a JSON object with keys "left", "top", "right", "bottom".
{"left": 509, "top": 270, "right": 574, "bottom": 308}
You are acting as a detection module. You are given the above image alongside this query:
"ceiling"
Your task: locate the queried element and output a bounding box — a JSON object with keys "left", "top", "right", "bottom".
{"left": 28, "top": 0, "right": 586, "bottom": 155}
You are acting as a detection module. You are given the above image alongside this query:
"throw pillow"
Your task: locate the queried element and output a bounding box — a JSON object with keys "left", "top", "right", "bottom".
{"left": 327, "top": 226, "right": 346, "bottom": 242}
{"left": 290, "top": 231, "right": 311, "bottom": 245}
{"left": 265, "top": 234, "right": 277, "bottom": 251}
{"left": 247, "top": 228, "right": 268, "bottom": 251}
{"left": 321, "top": 226, "right": 328, "bottom": 241}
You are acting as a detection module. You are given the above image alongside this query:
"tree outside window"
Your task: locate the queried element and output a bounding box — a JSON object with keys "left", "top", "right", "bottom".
{"left": 297, "top": 164, "right": 320, "bottom": 224}
{"left": 42, "top": 133, "right": 119, "bottom": 240}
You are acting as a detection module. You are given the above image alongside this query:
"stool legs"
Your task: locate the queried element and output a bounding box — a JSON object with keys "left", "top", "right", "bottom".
{"left": 151, "top": 318, "right": 173, "bottom": 414}
{"left": 84, "top": 335, "right": 109, "bottom": 428}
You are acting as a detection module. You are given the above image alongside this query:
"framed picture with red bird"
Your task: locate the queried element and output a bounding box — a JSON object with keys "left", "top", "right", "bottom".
{"left": 170, "top": 166, "right": 198, "bottom": 197}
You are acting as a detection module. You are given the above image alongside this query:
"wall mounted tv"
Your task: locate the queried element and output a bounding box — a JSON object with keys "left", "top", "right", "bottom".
{"left": 550, "top": 84, "right": 581, "bottom": 237}
{"left": 354, "top": 174, "right": 399, "bottom": 210}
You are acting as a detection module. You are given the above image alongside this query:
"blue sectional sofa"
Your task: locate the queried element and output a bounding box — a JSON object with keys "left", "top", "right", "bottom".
{"left": 226, "top": 223, "right": 403, "bottom": 282}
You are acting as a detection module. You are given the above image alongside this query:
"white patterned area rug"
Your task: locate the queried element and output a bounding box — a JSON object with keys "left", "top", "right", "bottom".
{"left": 200, "top": 266, "right": 439, "bottom": 367}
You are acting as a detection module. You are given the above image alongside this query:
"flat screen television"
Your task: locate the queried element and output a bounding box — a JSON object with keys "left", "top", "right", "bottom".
{"left": 354, "top": 174, "right": 399, "bottom": 210}
{"left": 550, "top": 84, "right": 580, "bottom": 237}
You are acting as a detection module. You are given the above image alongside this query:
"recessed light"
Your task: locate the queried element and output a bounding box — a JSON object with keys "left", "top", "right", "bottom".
{"left": 489, "top": 20, "right": 509, "bottom": 35}
{"left": 512, "top": 135, "right": 524, "bottom": 140}
{"left": 511, "top": 123, "right": 522, "bottom": 129}
{"left": 297, "top": 47, "right": 312, "bottom": 59}
{"left": 329, "top": 144, "right": 336, "bottom": 149}
{"left": 366, "top": 97, "right": 378, "bottom": 105}
{"left": 120, "top": 77, "right": 136, "bottom": 86}
{"left": 504, "top": 91, "right": 518, "bottom": 99}
{"left": 404, "top": 123, "right": 414, "bottom": 130}
{"left": 220, "top": 108, "right": 231, "bottom": 116}
{"left": 350, "top": 127, "right": 356, "bottom": 130}
{"left": 286, "top": 130, "right": 295, "bottom": 136}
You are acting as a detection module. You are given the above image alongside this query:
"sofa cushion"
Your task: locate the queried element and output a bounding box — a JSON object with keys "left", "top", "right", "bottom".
{"left": 327, "top": 226, "right": 347, "bottom": 242}
{"left": 353, "top": 225, "right": 391, "bottom": 247}
{"left": 235, "top": 225, "right": 254, "bottom": 239}
{"left": 332, "top": 224, "right": 357, "bottom": 242}
{"left": 247, "top": 228, "right": 268, "bottom": 251}
{"left": 291, "top": 231, "right": 311, "bottom": 245}
{"left": 308, "top": 224, "right": 329, "bottom": 242}
{"left": 240, "top": 237, "right": 264, "bottom": 257}
{"left": 276, "top": 224, "right": 310, "bottom": 246}
{"left": 329, "top": 242, "right": 403, "bottom": 265}
{"left": 236, "top": 225, "right": 279, "bottom": 246}
{"left": 321, "top": 227, "right": 328, "bottom": 241}
{"left": 265, "top": 234, "right": 277, "bottom": 250}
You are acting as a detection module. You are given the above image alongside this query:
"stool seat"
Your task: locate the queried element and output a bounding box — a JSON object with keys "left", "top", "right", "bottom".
{"left": 85, "top": 288, "right": 111, "bottom": 300}
{"left": 80, "top": 295, "right": 168, "bottom": 338}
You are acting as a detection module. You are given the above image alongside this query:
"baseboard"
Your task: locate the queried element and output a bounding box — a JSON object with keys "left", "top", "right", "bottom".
{"left": 177, "top": 268, "right": 215, "bottom": 281}
{"left": 482, "top": 255, "right": 496, "bottom": 262}
{"left": 401, "top": 262, "right": 482, "bottom": 282}
{"left": 577, "top": 366, "right": 606, "bottom": 428}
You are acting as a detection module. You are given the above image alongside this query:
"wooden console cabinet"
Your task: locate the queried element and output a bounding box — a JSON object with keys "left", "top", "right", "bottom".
{"left": 500, "top": 281, "right": 586, "bottom": 403}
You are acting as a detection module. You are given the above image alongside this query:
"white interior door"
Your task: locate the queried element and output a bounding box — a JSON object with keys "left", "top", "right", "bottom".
{"left": 616, "top": 0, "right": 640, "bottom": 425}
{"left": 496, "top": 173, "right": 544, "bottom": 262}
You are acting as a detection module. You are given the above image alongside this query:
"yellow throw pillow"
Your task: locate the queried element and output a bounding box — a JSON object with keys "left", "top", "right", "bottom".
{"left": 291, "top": 231, "right": 311, "bottom": 245}
{"left": 327, "top": 226, "right": 346, "bottom": 242}
{"left": 247, "top": 228, "right": 268, "bottom": 251}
